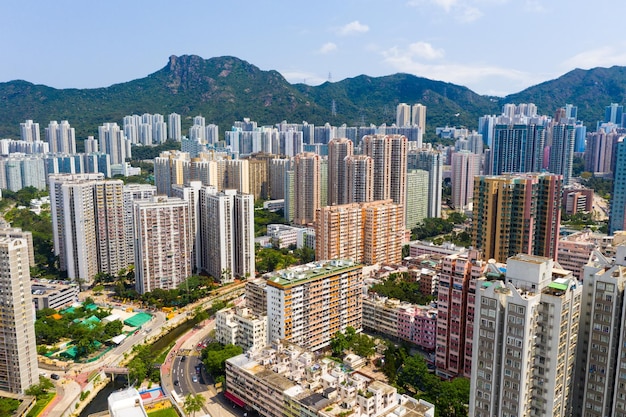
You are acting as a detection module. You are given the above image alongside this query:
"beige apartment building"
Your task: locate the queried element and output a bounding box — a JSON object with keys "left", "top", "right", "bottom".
{"left": 315, "top": 200, "right": 404, "bottom": 266}
{"left": 0, "top": 237, "right": 38, "bottom": 393}
{"left": 265, "top": 259, "right": 363, "bottom": 351}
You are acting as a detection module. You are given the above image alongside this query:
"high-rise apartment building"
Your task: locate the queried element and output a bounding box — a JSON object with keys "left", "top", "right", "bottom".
{"left": 471, "top": 173, "right": 562, "bottom": 263}
{"left": 293, "top": 152, "right": 321, "bottom": 225}
{"left": 50, "top": 174, "right": 129, "bottom": 284}
{"left": 265, "top": 259, "right": 363, "bottom": 351}
{"left": 327, "top": 138, "right": 353, "bottom": 206}
{"left": 405, "top": 169, "right": 429, "bottom": 230}
{"left": 584, "top": 128, "right": 622, "bottom": 177}
{"left": 436, "top": 250, "right": 487, "bottom": 379}
{"left": 490, "top": 123, "right": 546, "bottom": 175}
{"left": 242, "top": 154, "right": 272, "bottom": 200}
{"left": 122, "top": 184, "right": 157, "bottom": 266}
{"left": 345, "top": 155, "right": 374, "bottom": 203}
{"left": 470, "top": 254, "right": 581, "bottom": 417}
{"left": 611, "top": 136, "right": 626, "bottom": 234}
{"left": 49, "top": 173, "right": 102, "bottom": 286}
{"left": 172, "top": 181, "right": 204, "bottom": 272}
{"left": 133, "top": 196, "right": 192, "bottom": 294}
{"left": 168, "top": 113, "right": 182, "bottom": 141}
{"left": 217, "top": 159, "right": 250, "bottom": 194}
{"left": 412, "top": 104, "right": 427, "bottom": 131}
{"left": 93, "top": 180, "right": 127, "bottom": 276}
{"left": 548, "top": 122, "right": 576, "bottom": 185}
{"left": 0, "top": 237, "right": 38, "bottom": 393}
{"left": 451, "top": 150, "right": 481, "bottom": 210}
{"left": 199, "top": 189, "right": 254, "bottom": 282}
{"left": 98, "top": 122, "right": 131, "bottom": 165}
{"left": 408, "top": 149, "right": 443, "bottom": 218}
{"left": 154, "top": 151, "right": 191, "bottom": 196}
{"left": 362, "top": 134, "right": 408, "bottom": 222}
{"left": 20, "top": 120, "right": 40, "bottom": 142}
{"left": 45, "top": 120, "right": 76, "bottom": 154}
{"left": 574, "top": 243, "right": 626, "bottom": 416}
{"left": 396, "top": 103, "right": 411, "bottom": 127}
{"left": 316, "top": 200, "right": 403, "bottom": 265}
{"left": 268, "top": 158, "right": 290, "bottom": 200}
{"left": 605, "top": 102, "right": 624, "bottom": 126}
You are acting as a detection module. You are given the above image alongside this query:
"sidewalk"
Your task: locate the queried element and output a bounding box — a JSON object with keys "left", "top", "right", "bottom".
{"left": 40, "top": 378, "right": 81, "bottom": 417}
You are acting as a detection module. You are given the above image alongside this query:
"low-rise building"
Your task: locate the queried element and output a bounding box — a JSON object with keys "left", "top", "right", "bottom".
{"left": 216, "top": 307, "right": 268, "bottom": 352}
{"left": 31, "top": 280, "right": 79, "bottom": 311}
{"left": 225, "top": 340, "right": 435, "bottom": 417}
{"left": 363, "top": 294, "right": 437, "bottom": 351}
{"left": 108, "top": 388, "right": 148, "bottom": 417}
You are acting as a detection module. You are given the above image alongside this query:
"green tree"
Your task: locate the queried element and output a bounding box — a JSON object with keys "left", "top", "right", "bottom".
{"left": 25, "top": 377, "right": 55, "bottom": 398}
{"left": 127, "top": 358, "right": 148, "bottom": 384}
{"left": 352, "top": 334, "right": 376, "bottom": 358}
{"left": 0, "top": 397, "right": 19, "bottom": 415}
{"left": 330, "top": 331, "right": 349, "bottom": 357}
{"left": 183, "top": 393, "right": 206, "bottom": 417}
{"left": 202, "top": 344, "right": 243, "bottom": 376}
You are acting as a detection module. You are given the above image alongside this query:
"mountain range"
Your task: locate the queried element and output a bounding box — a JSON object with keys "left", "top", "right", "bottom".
{"left": 1, "top": 54, "right": 626, "bottom": 141}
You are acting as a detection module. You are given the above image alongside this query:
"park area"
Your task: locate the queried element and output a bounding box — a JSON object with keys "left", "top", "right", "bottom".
{"left": 36, "top": 299, "right": 153, "bottom": 363}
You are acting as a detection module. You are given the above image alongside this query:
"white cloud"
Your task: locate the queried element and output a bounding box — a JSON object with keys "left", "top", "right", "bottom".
{"left": 405, "top": 0, "right": 497, "bottom": 22}
{"left": 280, "top": 71, "right": 327, "bottom": 86}
{"left": 318, "top": 42, "right": 338, "bottom": 54}
{"left": 432, "top": 0, "right": 459, "bottom": 12}
{"left": 457, "top": 5, "right": 483, "bottom": 22}
{"left": 338, "top": 21, "right": 369, "bottom": 36}
{"left": 562, "top": 45, "right": 626, "bottom": 70}
{"left": 405, "top": 42, "right": 445, "bottom": 60}
{"left": 382, "top": 43, "right": 543, "bottom": 95}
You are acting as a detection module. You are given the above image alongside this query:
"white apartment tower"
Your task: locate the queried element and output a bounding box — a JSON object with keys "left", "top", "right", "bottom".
{"left": 470, "top": 254, "right": 581, "bottom": 417}
{"left": 362, "top": 134, "right": 408, "bottom": 222}
{"left": 154, "top": 151, "right": 191, "bottom": 196}
{"left": 573, "top": 244, "right": 626, "bottom": 416}
{"left": 405, "top": 169, "right": 429, "bottom": 230}
{"left": 411, "top": 103, "right": 427, "bottom": 131}
{"left": 50, "top": 174, "right": 128, "bottom": 285}
{"left": 396, "top": 103, "right": 411, "bottom": 127}
{"left": 133, "top": 196, "right": 192, "bottom": 294}
{"left": 293, "top": 152, "right": 321, "bottom": 225}
{"left": 327, "top": 138, "right": 353, "bottom": 206}
{"left": 0, "top": 238, "right": 38, "bottom": 393}
{"left": 49, "top": 173, "right": 102, "bottom": 287}
{"left": 98, "top": 122, "right": 131, "bottom": 164}
{"left": 200, "top": 189, "right": 255, "bottom": 282}
{"left": 168, "top": 113, "right": 182, "bottom": 141}
{"left": 20, "top": 120, "right": 40, "bottom": 142}
{"left": 408, "top": 149, "right": 443, "bottom": 218}
{"left": 45, "top": 120, "right": 76, "bottom": 154}
{"left": 122, "top": 184, "right": 157, "bottom": 266}
{"left": 451, "top": 150, "right": 481, "bottom": 210}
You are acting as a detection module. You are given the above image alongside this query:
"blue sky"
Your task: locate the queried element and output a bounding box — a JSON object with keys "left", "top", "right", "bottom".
{"left": 2, "top": 0, "right": 625, "bottom": 96}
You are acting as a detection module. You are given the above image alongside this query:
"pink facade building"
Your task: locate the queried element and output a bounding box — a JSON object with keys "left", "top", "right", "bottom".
{"left": 436, "top": 250, "right": 487, "bottom": 379}
{"left": 363, "top": 294, "right": 437, "bottom": 351}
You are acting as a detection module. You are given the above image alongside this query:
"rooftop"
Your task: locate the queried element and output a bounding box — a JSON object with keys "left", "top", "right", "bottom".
{"left": 265, "top": 259, "right": 361, "bottom": 287}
